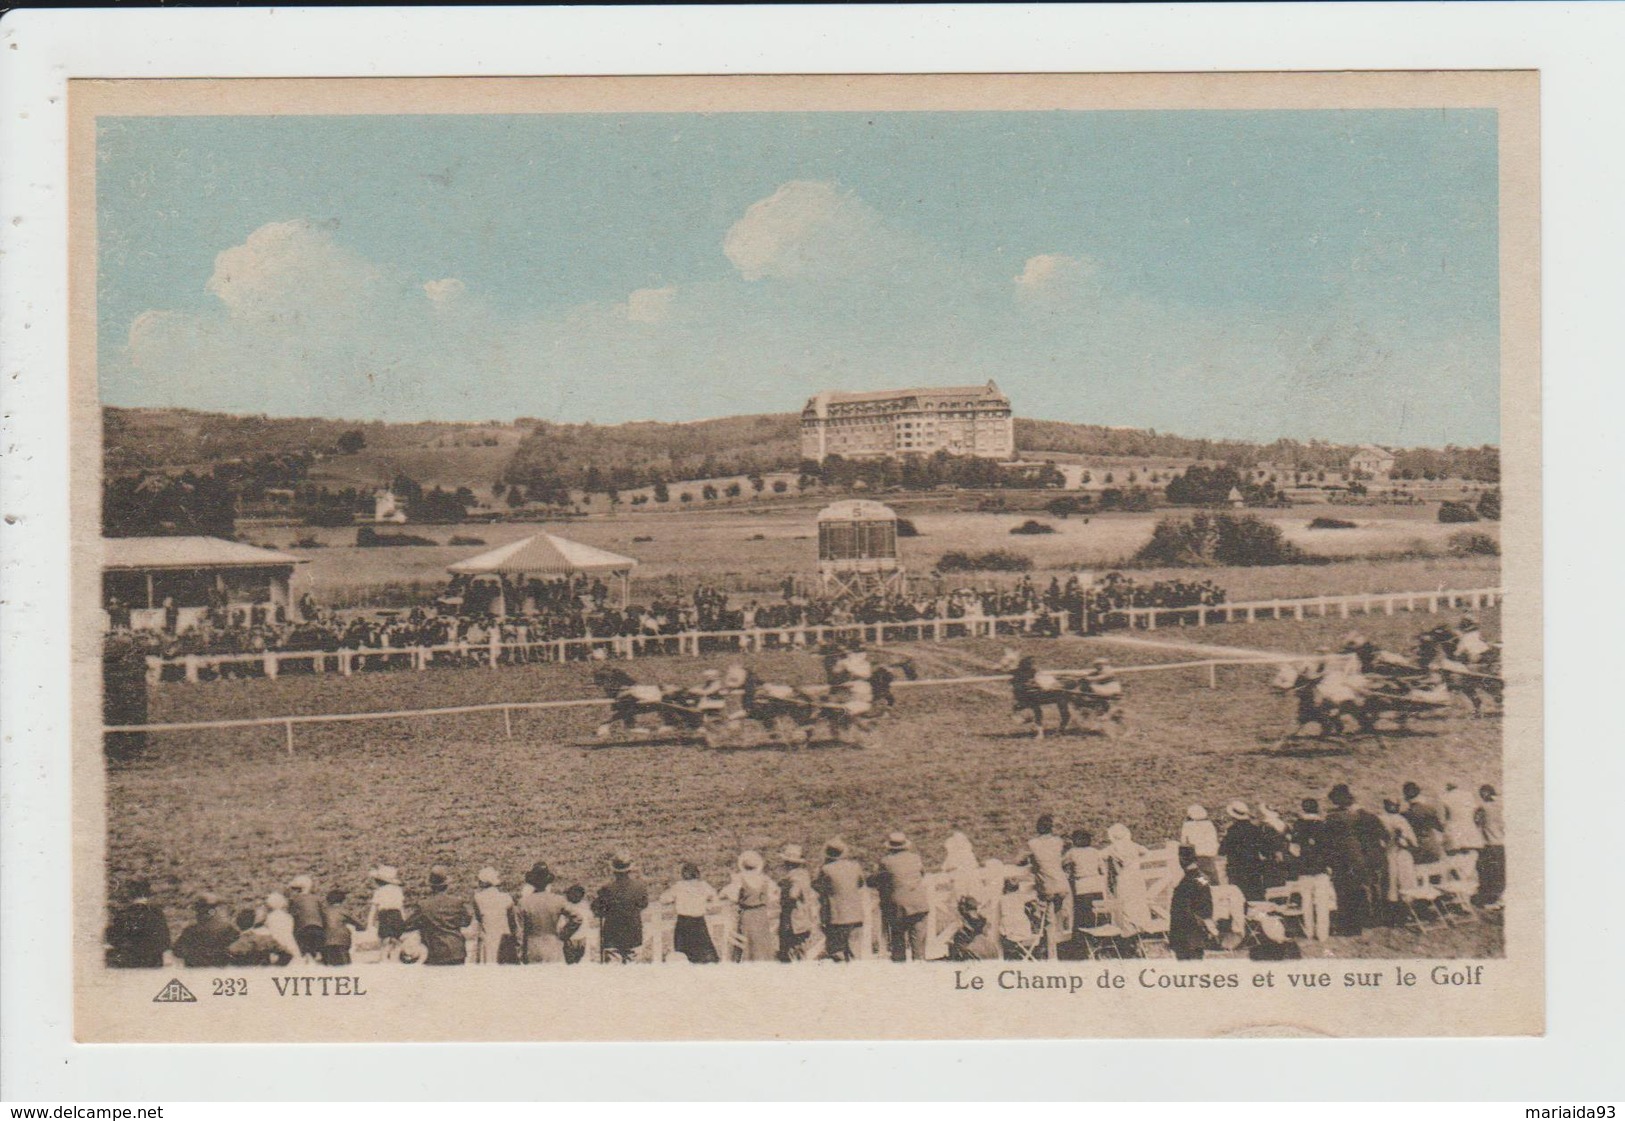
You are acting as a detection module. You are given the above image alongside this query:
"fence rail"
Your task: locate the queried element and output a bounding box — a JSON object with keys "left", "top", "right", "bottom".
{"left": 1105, "top": 587, "right": 1504, "bottom": 631}
{"left": 139, "top": 611, "right": 1071, "bottom": 684}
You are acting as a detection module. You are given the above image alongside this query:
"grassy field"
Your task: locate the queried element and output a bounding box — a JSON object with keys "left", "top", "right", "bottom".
{"left": 240, "top": 502, "right": 1501, "bottom": 606}
{"left": 111, "top": 608, "right": 1505, "bottom": 959}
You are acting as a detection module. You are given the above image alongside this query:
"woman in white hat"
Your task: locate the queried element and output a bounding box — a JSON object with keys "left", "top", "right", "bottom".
{"left": 1178, "top": 805, "right": 1220, "bottom": 881}
{"left": 719, "top": 850, "right": 779, "bottom": 962}
{"left": 1103, "top": 823, "right": 1151, "bottom": 938}
{"left": 367, "top": 865, "right": 406, "bottom": 961}
{"left": 472, "top": 867, "right": 516, "bottom": 965}
{"left": 262, "top": 892, "right": 302, "bottom": 963}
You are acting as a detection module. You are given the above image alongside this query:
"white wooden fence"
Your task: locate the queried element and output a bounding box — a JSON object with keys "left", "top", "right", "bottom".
{"left": 1106, "top": 587, "right": 1504, "bottom": 631}
{"left": 142, "top": 611, "right": 1070, "bottom": 684}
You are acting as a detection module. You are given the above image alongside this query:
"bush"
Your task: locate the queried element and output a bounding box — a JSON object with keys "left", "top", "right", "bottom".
{"left": 1476, "top": 488, "right": 1502, "bottom": 521}
{"left": 448, "top": 535, "right": 486, "bottom": 547}
{"left": 1447, "top": 530, "right": 1500, "bottom": 557}
{"left": 357, "top": 527, "right": 438, "bottom": 548}
{"left": 1308, "top": 516, "right": 1358, "bottom": 530}
{"left": 1438, "top": 501, "right": 1480, "bottom": 524}
{"left": 1010, "top": 519, "right": 1056, "bottom": 535}
{"left": 1044, "top": 495, "right": 1091, "bottom": 518}
{"left": 937, "top": 549, "right": 1034, "bottom": 573}
{"left": 632, "top": 535, "right": 654, "bottom": 543}
{"left": 304, "top": 506, "right": 356, "bottom": 528}
{"left": 895, "top": 517, "right": 921, "bottom": 538}
{"left": 1132, "top": 512, "right": 1314, "bottom": 567}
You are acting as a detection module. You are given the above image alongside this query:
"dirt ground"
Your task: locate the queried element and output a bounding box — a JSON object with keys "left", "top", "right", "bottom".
{"left": 109, "top": 608, "right": 1505, "bottom": 959}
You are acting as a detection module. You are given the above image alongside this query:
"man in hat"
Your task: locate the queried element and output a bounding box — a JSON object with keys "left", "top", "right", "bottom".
{"left": 593, "top": 851, "right": 649, "bottom": 963}
{"left": 407, "top": 866, "right": 474, "bottom": 965}
{"left": 873, "top": 832, "right": 930, "bottom": 962}
{"left": 1475, "top": 784, "right": 1506, "bottom": 909}
{"left": 1168, "top": 848, "right": 1216, "bottom": 960}
{"left": 1021, "top": 814, "right": 1073, "bottom": 942}
{"left": 1320, "top": 784, "right": 1390, "bottom": 935}
{"left": 287, "top": 874, "right": 326, "bottom": 963}
{"left": 104, "top": 878, "right": 170, "bottom": 968}
{"left": 777, "top": 845, "right": 817, "bottom": 962}
{"left": 1401, "top": 781, "right": 1448, "bottom": 864}
{"left": 172, "top": 892, "right": 237, "bottom": 968}
{"left": 813, "top": 838, "right": 866, "bottom": 962}
{"left": 1218, "top": 801, "right": 1278, "bottom": 902}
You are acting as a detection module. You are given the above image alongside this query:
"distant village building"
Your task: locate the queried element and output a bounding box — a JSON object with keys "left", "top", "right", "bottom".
{"left": 373, "top": 488, "right": 408, "bottom": 523}
{"left": 1348, "top": 445, "right": 1396, "bottom": 480}
{"left": 800, "top": 381, "right": 1014, "bottom": 463}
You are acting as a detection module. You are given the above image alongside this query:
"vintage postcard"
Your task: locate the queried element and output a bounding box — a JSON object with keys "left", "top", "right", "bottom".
{"left": 70, "top": 72, "right": 1540, "bottom": 1041}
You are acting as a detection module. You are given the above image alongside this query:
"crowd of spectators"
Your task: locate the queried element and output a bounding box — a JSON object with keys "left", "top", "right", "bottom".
{"left": 107, "top": 575, "right": 1110, "bottom": 678}
{"left": 105, "top": 775, "right": 1503, "bottom": 969}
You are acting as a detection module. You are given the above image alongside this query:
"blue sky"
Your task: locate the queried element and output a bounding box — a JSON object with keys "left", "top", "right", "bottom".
{"left": 97, "top": 109, "right": 1500, "bottom": 445}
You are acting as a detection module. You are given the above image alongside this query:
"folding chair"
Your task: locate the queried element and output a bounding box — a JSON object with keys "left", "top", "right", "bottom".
{"left": 1075, "top": 920, "right": 1124, "bottom": 960}
{"left": 1412, "top": 862, "right": 1457, "bottom": 927}
{"left": 1263, "top": 883, "right": 1309, "bottom": 939}
{"left": 1395, "top": 869, "right": 1444, "bottom": 932}
{"left": 1002, "top": 895, "right": 1051, "bottom": 961}
{"left": 1434, "top": 854, "right": 1481, "bottom": 924}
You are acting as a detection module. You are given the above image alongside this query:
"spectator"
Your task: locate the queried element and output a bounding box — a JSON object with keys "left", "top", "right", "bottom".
{"left": 946, "top": 897, "right": 1000, "bottom": 962}
{"left": 517, "top": 862, "right": 569, "bottom": 964}
{"left": 874, "top": 832, "right": 930, "bottom": 962}
{"left": 105, "top": 878, "right": 170, "bottom": 969}
{"left": 1319, "top": 784, "right": 1389, "bottom": 935}
{"left": 777, "top": 846, "right": 817, "bottom": 962}
{"left": 593, "top": 852, "right": 649, "bottom": 964}
{"left": 321, "top": 889, "right": 363, "bottom": 967}
{"left": 472, "top": 867, "right": 516, "bottom": 965}
{"left": 1021, "top": 814, "right": 1073, "bottom": 941}
{"left": 263, "top": 892, "right": 303, "bottom": 962}
{"left": 173, "top": 893, "right": 237, "bottom": 968}
{"left": 720, "top": 851, "right": 778, "bottom": 963}
{"left": 287, "top": 874, "right": 326, "bottom": 963}
{"left": 814, "top": 838, "right": 866, "bottom": 962}
{"left": 1168, "top": 848, "right": 1216, "bottom": 960}
{"left": 367, "top": 865, "right": 407, "bottom": 962}
{"left": 1103, "top": 823, "right": 1151, "bottom": 937}
{"left": 1179, "top": 805, "right": 1220, "bottom": 881}
{"left": 226, "top": 907, "right": 290, "bottom": 967}
{"left": 1402, "top": 782, "right": 1448, "bottom": 864}
{"left": 408, "top": 865, "right": 474, "bottom": 966}
{"left": 1218, "top": 801, "right": 1276, "bottom": 902}
{"left": 560, "top": 885, "right": 591, "bottom": 964}
{"left": 1475, "top": 785, "right": 1506, "bottom": 909}
{"left": 1441, "top": 781, "right": 1486, "bottom": 870}
{"left": 660, "top": 862, "right": 720, "bottom": 964}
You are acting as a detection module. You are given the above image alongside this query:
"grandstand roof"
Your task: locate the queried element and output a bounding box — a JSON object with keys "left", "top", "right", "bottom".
{"left": 102, "top": 536, "right": 305, "bottom": 572}
{"left": 447, "top": 533, "right": 639, "bottom": 577}
{"left": 806, "top": 381, "right": 1006, "bottom": 409}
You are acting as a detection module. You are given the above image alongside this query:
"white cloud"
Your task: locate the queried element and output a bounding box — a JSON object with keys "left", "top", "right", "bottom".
{"left": 424, "top": 277, "right": 466, "bottom": 307}
{"left": 1014, "top": 253, "right": 1099, "bottom": 299}
{"left": 623, "top": 285, "right": 676, "bottom": 324}
{"left": 204, "top": 219, "right": 380, "bottom": 319}
{"left": 722, "top": 180, "right": 892, "bottom": 282}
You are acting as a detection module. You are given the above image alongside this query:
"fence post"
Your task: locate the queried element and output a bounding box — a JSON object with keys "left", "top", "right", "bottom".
{"left": 264, "top": 653, "right": 279, "bottom": 679}
{"left": 184, "top": 655, "right": 199, "bottom": 683}
{"left": 284, "top": 720, "right": 295, "bottom": 757}
{"left": 1147, "top": 610, "right": 1157, "bottom": 631}
{"left": 1208, "top": 662, "right": 1218, "bottom": 689}
{"left": 488, "top": 631, "right": 500, "bottom": 669}
{"left": 503, "top": 706, "right": 512, "bottom": 739}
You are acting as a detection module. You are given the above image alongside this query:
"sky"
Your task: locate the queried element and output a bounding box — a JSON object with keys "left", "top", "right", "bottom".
{"left": 96, "top": 109, "right": 1501, "bottom": 446}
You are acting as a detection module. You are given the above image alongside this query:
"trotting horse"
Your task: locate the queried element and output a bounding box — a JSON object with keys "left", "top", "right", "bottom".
{"left": 1416, "top": 626, "right": 1503, "bottom": 716}
{"left": 591, "top": 664, "right": 706, "bottom": 740}
{"left": 1271, "top": 660, "right": 1367, "bottom": 739}
{"left": 996, "top": 650, "right": 1082, "bottom": 739}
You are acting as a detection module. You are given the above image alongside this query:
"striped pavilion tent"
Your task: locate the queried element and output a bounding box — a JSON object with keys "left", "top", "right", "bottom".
{"left": 447, "top": 533, "right": 639, "bottom": 606}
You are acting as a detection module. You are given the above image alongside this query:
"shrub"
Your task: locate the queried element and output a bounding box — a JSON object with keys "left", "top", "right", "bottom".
{"left": 1308, "top": 516, "right": 1358, "bottom": 530}
{"left": 1132, "top": 512, "right": 1314, "bottom": 567}
{"left": 356, "top": 527, "right": 438, "bottom": 548}
{"left": 937, "top": 549, "right": 1034, "bottom": 573}
{"left": 1476, "top": 488, "right": 1502, "bottom": 521}
{"left": 1010, "top": 519, "right": 1056, "bottom": 535}
{"left": 1448, "top": 530, "right": 1500, "bottom": 557}
{"left": 895, "top": 517, "right": 921, "bottom": 538}
{"left": 448, "top": 535, "right": 486, "bottom": 547}
{"left": 304, "top": 506, "right": 355, "bottom": 528}
{"left": 1438, "top": 500, "right": 1480, "bottom": 524}
{"left": 632, "top": 535, "right": 655, "bottom": 543}
{"left": 1045, "top": 495, "right": 1091, "bottom": 518}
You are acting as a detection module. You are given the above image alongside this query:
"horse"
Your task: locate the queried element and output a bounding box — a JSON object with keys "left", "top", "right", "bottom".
{"left": 590, "top": 664, "right": 706, "bottom": 739}
{"left": 720, "top": 664, "right": 872, "bottom": 748}
{"left": 1416, "top": 626, "right": 1504, "bottom": 715}
{"left": 996, "top": 650, "right": 1083, "bottom": 739}
{"left": 1270, "top": 660, "right": 1367, "bottom": 739}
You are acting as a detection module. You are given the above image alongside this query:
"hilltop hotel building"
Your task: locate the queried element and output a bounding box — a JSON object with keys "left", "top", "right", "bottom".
{"left": 800, "top": 381, "right": 1015, "bottom": 463}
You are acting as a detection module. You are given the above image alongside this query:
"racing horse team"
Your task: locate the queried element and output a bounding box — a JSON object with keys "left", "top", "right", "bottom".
{"left": 587, "top": 612, "right": 1501, "bottom": 750}
{"left": 1273, "top": 615, "right": 1504, "bottom": 739}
